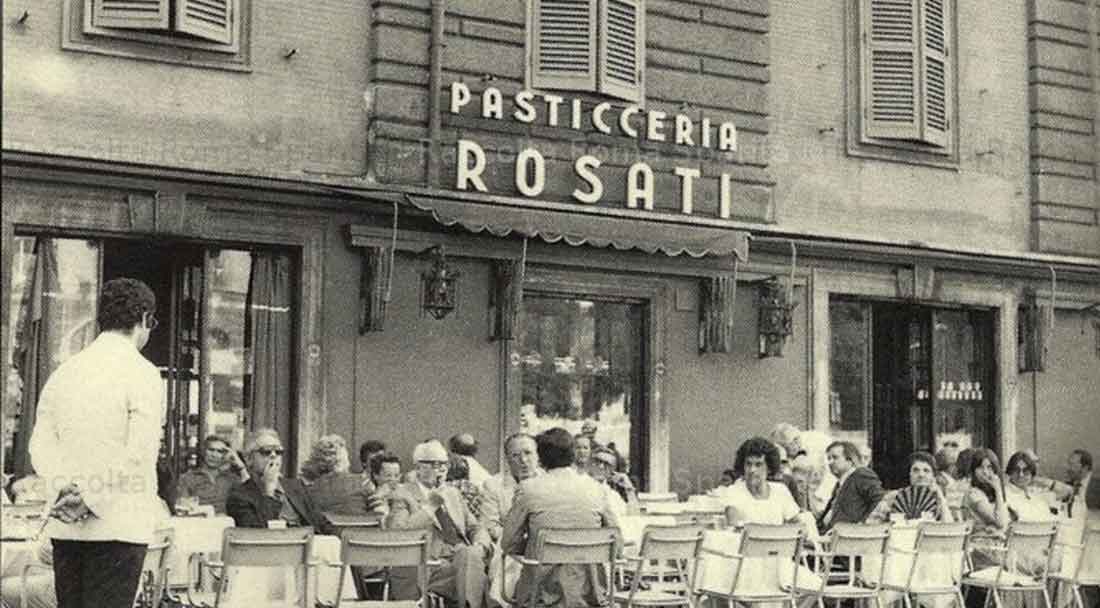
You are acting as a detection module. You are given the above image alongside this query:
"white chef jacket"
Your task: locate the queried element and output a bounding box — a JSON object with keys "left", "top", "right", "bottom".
{"left": 29, "top": 332, "right": 165, "bottom": 545}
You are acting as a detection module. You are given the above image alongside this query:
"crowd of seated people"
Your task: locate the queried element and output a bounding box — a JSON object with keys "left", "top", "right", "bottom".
{"left": 4, "top": 419, "right": 1097, "bottom": 608}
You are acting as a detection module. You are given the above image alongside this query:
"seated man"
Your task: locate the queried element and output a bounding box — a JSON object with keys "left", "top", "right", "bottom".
{"left": 386, "top": 439, "right": 491, "bottom": 608}
{"left": 226, "top": 428, "right": 327, "bottom": 532}
{"left": 502, "top": 428, "right": 620, "bottom": 608}
{"left": 359, "top": 439, "right": 387, "bottom": 490}
{"left": 177, "top": 435, "right": 247, "bottom": 514}
{"left": 817, "top": 440, "right": 885, "bottom": 533}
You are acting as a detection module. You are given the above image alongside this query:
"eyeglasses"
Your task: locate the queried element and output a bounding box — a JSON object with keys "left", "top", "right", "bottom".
{"left": 592, "top": 459, "right": 616, "bottom": 469}
{"left": 417, "top": 461, "right": 448, "bottom": 469}
{"left": 255, "top": 447, "right": 284, "bottom": 457}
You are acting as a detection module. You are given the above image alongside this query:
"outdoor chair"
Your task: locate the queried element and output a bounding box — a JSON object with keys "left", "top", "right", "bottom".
{"left": 616, "top": 515, "right": 680, "bottom": 586}
{"left": 693, "top": 522, "right": 805, "bottom": 608}
{"left": 880, "top": 521, "right": 971, "bottom": 608}
{"left": 191, "top": 527, "right": 317, "bottom": 608}
{"left": 503, "top": 527, "right": 622, "bottom": 608}
{"left": 962, "top": 520, "right": 1060, "bottom": 608}
{"left": 1049, "top": 524, "right": 1100, "bottom": 608}
{"left": 614, "top": 524, "right": 705, "bottom": 608}
{"left": 801, "top": 523, "right": 890, "bottom": 608}
{"left": 134, "top": 527, "right": 176, "bottom": 608}
{"left": 323, "top": 513, "right": 385, "bottom": 600}
{"left": 331, "top": 527, "right": 441, "bottom": 608}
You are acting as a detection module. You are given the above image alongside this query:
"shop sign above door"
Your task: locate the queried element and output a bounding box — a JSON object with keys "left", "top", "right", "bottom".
{"left": 448, "top": 82, "right": 743, "bottom": 220}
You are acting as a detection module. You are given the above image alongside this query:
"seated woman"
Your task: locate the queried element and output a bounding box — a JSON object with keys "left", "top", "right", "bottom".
{"left": 587, "top": 445, "right": 638, "bottom": 517}
{"left": 866, "top": 451, "right": 953, "bottom": 523}
{"left": 573, "top": 433, "right": 594, "bottom": 473}
{"left": 1004, "top": 451, "right": 1058, "bottom": 522}
{"left": 705, "top": 437, "right": 821, "bottom": 597}
{"left": 961, "top": 448, "right": 1012, "bottom": 570}
{"left": 445, "top": 453, "right": 484, "bottom": 519}
{"left": 301, "top": 434, "right": 381, "bottom": 519}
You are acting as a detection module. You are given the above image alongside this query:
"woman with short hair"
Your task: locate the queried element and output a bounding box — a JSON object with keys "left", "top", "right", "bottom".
{"left": 301, "top": 434, "right": 379, "bottom": 517}
{"left": 866, "top": 451, "right": 953, "bottom": 523}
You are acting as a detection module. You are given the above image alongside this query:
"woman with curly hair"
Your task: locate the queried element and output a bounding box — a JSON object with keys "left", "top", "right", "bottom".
{"left": 962, "top": 448, "right": 1011, "bottom": 572}
{"left": 301, "top": 434, "right": 380, "bottom": 517}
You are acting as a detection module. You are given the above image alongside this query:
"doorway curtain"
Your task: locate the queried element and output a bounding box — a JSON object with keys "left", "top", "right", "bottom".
{"left": 244, "top": 252, "right": 293, "bottom": 446}
{"left": 11, "top": 238, "right": 60, "bottom": 477}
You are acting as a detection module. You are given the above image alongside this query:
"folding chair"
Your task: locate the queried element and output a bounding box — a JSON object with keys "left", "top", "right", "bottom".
{"left": 193, "top": 527, "right": 316, "bottom": 608}
{"left": 1049, "top": 524, "right": 1100, "bottom": 608}
{"left": 615, "top": 515, "right": 679, "bottom": 587}
{"left": 505, "top": 527, "right": 622, "bottom": 608}
{"left": 962, "top": 520, "right": 1060, "bottom": 608}
{"left": 801, "top": 523, "right": 890, "bottom": 608}
{"left": 134, "top": 527, "right": 176, "bottom": 608}
{"left": 614, "top": 524, "right": 704, "bottom": 608}
{"left": 693, "top": 523, "right": 805, "bottom": 608}
{"left": 332, "top": 528, "right": 439, "bottom": 608}
{"left": 324, "top": 513, "right": 385, "bottom": 600}
{"left": 881, "top": 521, "right": 971, "bottom": 608}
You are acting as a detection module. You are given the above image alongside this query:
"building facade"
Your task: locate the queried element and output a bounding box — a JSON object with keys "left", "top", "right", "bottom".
{"left": 2, "top": 0, "right": 1098, "bottom": 490}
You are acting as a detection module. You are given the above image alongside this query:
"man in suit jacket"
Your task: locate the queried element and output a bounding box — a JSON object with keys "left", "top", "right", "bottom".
{"left": 818, "top": 440, "right": 885, "bottom": 532}
{"left": 386, "top": 439, "right": 492, "bottom": 608}
{"left": 226, "top": 428, "right": 328, "bottom": 533}
{"left": 502, "top": 428, "right": 620, "bottom": 608}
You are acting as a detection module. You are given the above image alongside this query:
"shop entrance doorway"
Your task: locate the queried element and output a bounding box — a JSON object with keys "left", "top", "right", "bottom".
{"left": 4, "top": 235, "right": 297, "bottom": 480}
{"left": 830, "top": 299, "right": 996, "bottom": 489}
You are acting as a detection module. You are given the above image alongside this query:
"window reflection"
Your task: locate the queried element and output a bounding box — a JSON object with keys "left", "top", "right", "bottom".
{"left": 514, "top": 295, "right": 645, "bottom": 483}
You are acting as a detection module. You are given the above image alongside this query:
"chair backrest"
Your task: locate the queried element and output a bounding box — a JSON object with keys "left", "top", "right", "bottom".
{"left": 136, "top": 528, "right": 175, "bottom": 608}
{"left": 618, "top": 515, "right": 677, "bottom": 546}
{"left": 638, "top": 492, "right": 679, "bottom": 504}
{"left": 637, "top": 524, "right": 705, "bottom": 562}
{"left": 324, "top": 512, "right": 383, "bottom": 531}
{"left": 220, "top": 527, "right": 314, "bottom": 567}
{"left": 1076, "top": 524, "right": 1100, "bottom": 584}
{"left": 913, "top": 521, "right": 971, "bottom": 554}
{"left": 1004, "top": 520, "right": 1059, "bottom": 566}
{"left": 644, "top": 502, "right": 687, "bottom": 516}
{"left": 737, "top": 523, "right": 803, "bottom": 559}
{"left": 339, "top": 528, "right": 432, "bottom": 567}
{"left": 532, "top": 527, "right": 620, "bottom": 565}
{"left": 830, "top": 523, "right": 890, "bottom": 558}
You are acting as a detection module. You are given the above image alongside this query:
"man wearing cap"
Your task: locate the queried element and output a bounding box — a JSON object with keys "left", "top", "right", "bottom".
{"left": 387, "top": 439, "right": 491, "bottom": 608}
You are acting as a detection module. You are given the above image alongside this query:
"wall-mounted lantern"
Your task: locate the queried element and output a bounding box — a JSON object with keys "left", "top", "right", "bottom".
{"left": 420, "top": 246, "right": 460, "bottom": 319}
{"left": 757, "top": 278, "right": 795, "bottom": 358}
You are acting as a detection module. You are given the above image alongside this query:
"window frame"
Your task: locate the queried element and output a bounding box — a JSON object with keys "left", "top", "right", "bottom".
{"left": 845, "top": 0, "right": 960, "bottom": 168}
{"left": 525, "top": 0, "right": 646, "bottom": 105}
{"left": 62, "top": 0, "right": 252, "bottom": 72}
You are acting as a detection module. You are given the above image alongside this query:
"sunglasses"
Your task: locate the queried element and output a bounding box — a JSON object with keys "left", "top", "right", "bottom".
{"left": 255, "top": 447, "right": 284, "bottom": 457}
{"left": 417, "top": 461, "right": 449, "bottom": 468}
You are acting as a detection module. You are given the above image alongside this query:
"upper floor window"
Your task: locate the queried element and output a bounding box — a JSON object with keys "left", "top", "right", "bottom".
{"left": 64, "top": 0, "right": 251, "bottom": 71}
{"left": 88, "top": 0, "right": 239, "bottom": 49}
{"left": 527, "top": 0, "right": 645, "bottom": 103}
{"left": 847, "top": 0, "right": 957, "bottom": 166}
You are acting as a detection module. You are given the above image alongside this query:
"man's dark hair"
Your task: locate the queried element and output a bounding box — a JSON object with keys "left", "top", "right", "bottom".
{"left": 909, "top": 451, "right": 936, "bottom": 472}
{"left": 954, "top": 448, "right": 976, "bottom": 481}
{"left": 97, "top": 278, "right": 156, "bottom": 332}
{"left": 202, "top": 435, "right": 229, "bottom": 450}
{"left": 369, "top": 452, "right": 401, "bottom": 477}
{"left": 446, "top": 454, "right": 470, "bottom": 481}
{"left": 826, "top": 440, "right": 863, "bottom": 466}
{"left": 733, "top": 437, "right": 782, "bottom": 478}
{"left": 1071, "top": 449, "right": 1093, "bottom": 471}
{"left": 536, "top": 427, "right": 575, "bottom": 470}
{"left": 1007, "top": 451, "right": 1037, "bottom": 477}
{"left": 449, "top": 433, "right": 479, "bottom": 457}
{"left": 360, "top": 440, "right": 387, "bottom": 466}
{"left": 504, "top": 433, "right": 535, "bottom": 453}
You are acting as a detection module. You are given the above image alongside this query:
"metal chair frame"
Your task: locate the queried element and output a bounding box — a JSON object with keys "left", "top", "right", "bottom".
{"left": 961, "top": 520, "right": 1059, "bottom": 608}
{"left": 331, "top": 527, "right": 440, "bottom": 608}
{"left": 1048, "top": 524, "right": 1100, "bottom": 608}
{"left": 614, "top": 524, "right": 705, "bottom": 608}
{"left": 503, "top": 527, "right": 622, "bottom": 608}
{"left": 803, "top": 523, "right": 891, "bottom": 608}
{"left": 195, "top": 527, "right": 317, "bottom": 608}
{"left": 878, "top": 521, "right": 972, "bottom": 608}
{"left": 693, "top": 523, "right": 805, "bottom": 608}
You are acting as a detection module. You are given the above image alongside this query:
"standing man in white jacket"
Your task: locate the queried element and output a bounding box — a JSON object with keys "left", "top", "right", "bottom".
{"left": 29, "top": 277, "right": 165, "bottom": 608}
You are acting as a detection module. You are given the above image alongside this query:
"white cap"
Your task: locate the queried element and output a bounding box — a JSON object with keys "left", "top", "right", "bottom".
{"left": 413, "top": 439, "right": 448, "bottom": 462}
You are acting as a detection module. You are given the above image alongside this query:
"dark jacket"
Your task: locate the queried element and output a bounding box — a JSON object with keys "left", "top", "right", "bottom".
{"left": 226, "top": 477, "right": 329, "bottom": 534}
{"left": 818, "top": 466, "right": 885, "bottom": 531}
{"left": 1086, "top": 473, "right": 1100, "bottom": 511}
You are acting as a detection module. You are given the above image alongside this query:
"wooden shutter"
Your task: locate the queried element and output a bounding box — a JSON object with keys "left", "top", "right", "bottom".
{"left": 531, "top": 0, "right": 598, "bottom": 92}
{"left": 861, "top": 0, "right": 921, "bottom": 140}
{"left": 919, "top": 0, "right": 950, "bottom": 147}
{"left": 598, "top": 0, "right": 644, "bottom": 103}
{"left": 175, "top": 0, "right": 236, "bottom": 46}
{"left": 91, "top": 0, "right": 169, "bottom": 30}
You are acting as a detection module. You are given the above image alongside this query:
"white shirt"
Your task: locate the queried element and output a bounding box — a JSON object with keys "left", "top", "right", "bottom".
{"left": 463, "top": 455, "right": 492, "bottom": 487}
{"left": 29, "top": 332, "right": 165, "bottom": 545}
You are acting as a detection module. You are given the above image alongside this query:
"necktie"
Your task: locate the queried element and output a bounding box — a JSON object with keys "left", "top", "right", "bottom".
{"left": 1068, "top": 483, "right": 1081, "bottom": 518}
{"left": 436, "top": 506, "right": 469, "bottom": 546}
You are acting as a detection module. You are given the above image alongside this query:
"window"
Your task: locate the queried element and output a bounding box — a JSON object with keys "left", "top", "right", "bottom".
{"left": 847, "top": 0, "right": 957, "bottom": 166}
{"left": 527, "top": 0, "right": 645, "bottom": 103}
{"left": 63, "top": 0, "right": 251, "bottom": 71}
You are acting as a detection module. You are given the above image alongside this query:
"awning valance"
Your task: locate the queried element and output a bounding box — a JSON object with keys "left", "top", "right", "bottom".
{"left": 398, "top": 194, "right": 750, "bottom": 261}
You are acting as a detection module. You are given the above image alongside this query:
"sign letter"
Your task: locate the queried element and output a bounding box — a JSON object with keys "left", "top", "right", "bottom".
{"left": 450, "top": 82, "right": 471, "bottom": 114}
{"left": 719, "top": 122, "right": 737, "bottom": 152}
{"left": 482, "top": 87, "right": 503, "bottom": 119}
{"left": 456, "top": 139, "right": 488, "bottom": 192}
{"left": 674, "top": 167, "right": 701, "bottom": 215}
{"left": 592, "top": 102, "right": 613, "bottom": 134}
{"left": 515, "top": 147, "right": 546, "bottom": 197}
{"left": 627, "top": 163, "right": 654, "bottom": 210}
{"left": 573, "top": 155, "right": 603, "bottom": 204}
{"left": 514, "top": 91, "right": 537, "bottom": 123}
